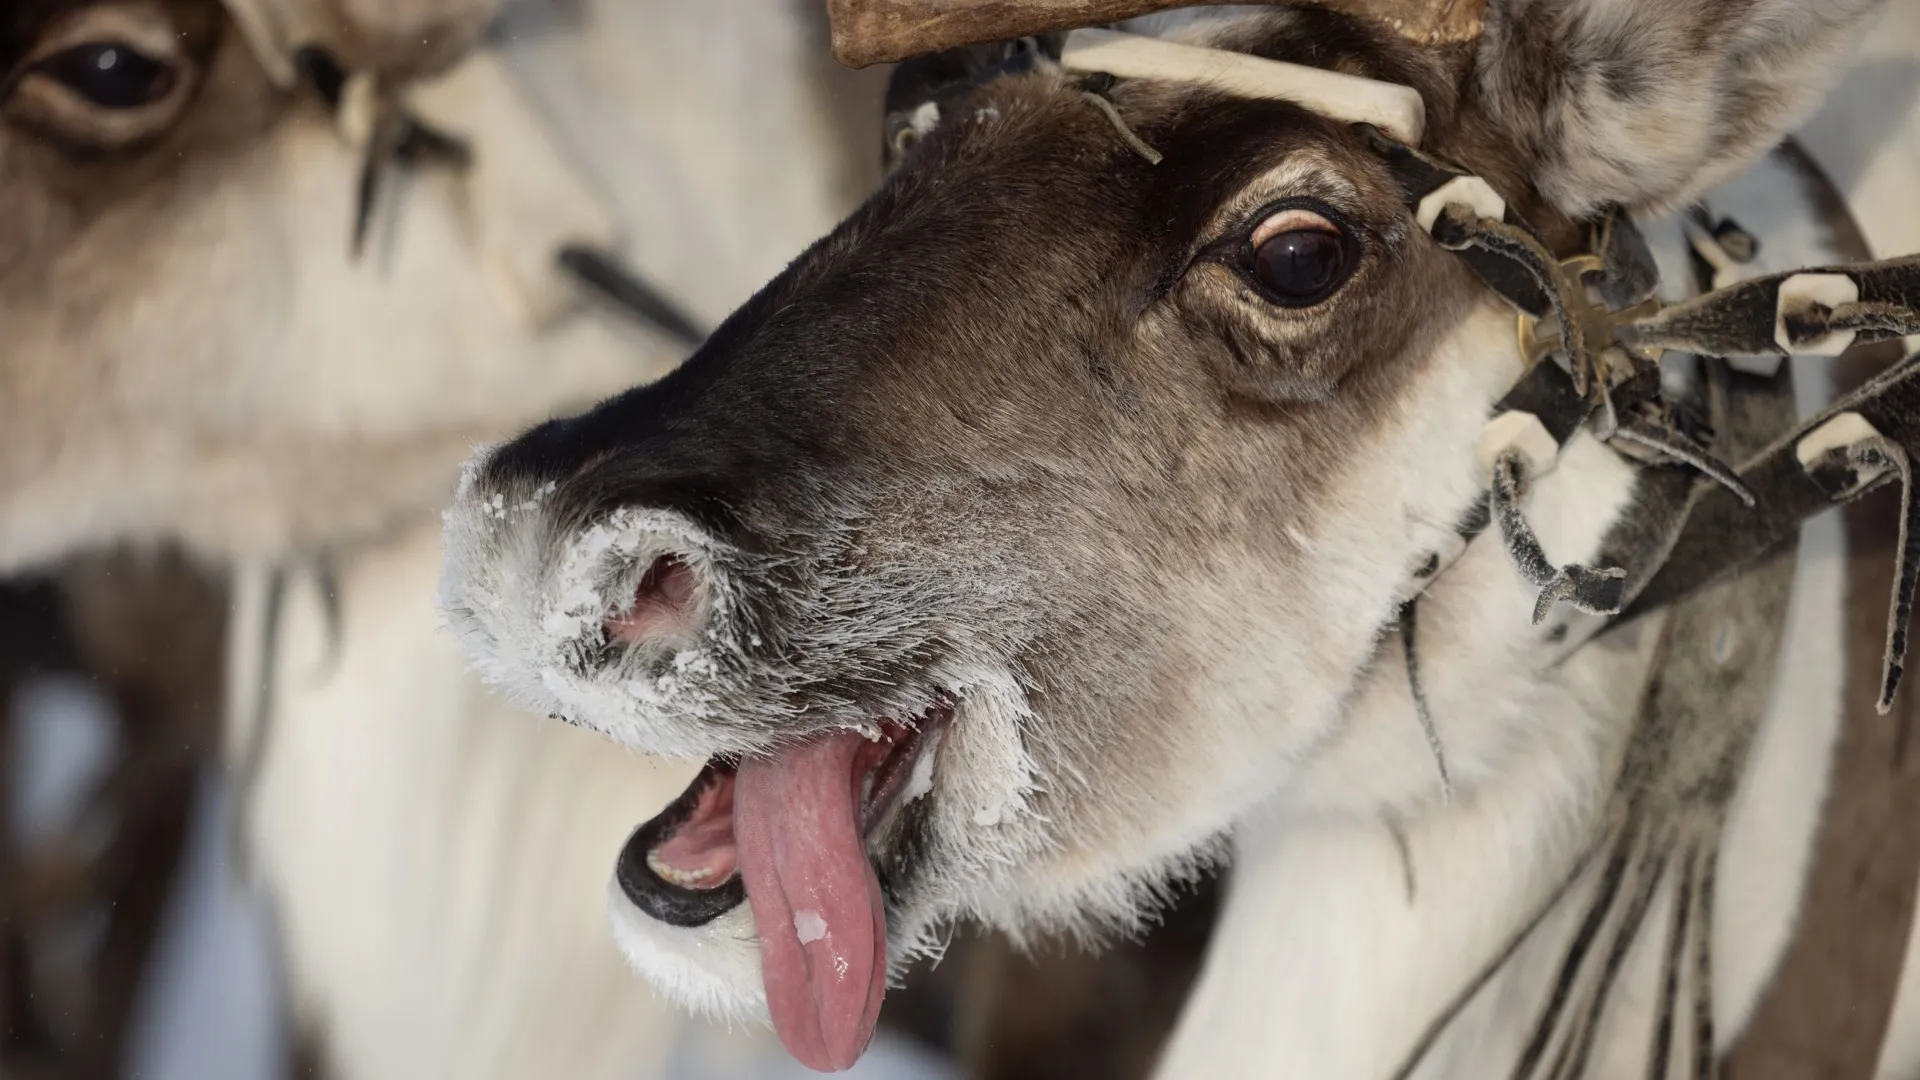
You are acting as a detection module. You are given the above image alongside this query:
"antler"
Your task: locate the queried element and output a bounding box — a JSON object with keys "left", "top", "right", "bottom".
{"left": 826, "top": 0, "right": 1486, "bottom": 68}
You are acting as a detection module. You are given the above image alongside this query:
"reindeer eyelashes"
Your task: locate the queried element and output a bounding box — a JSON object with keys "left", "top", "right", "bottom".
{"left": 31, "top": 42, "right": 177, "bottom": 111}
{"left": 4, "top": 4, "right": 204, "bottom": 154}
{"left": 33, "top": 42, "right": 177, "bottom": 110}
{"left": 1233, "top": 199, "right": 1360, "bottom": 308}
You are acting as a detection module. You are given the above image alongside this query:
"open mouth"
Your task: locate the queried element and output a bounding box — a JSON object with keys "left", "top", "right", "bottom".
{"left": 615, "top": 698, "right": 953, "bottom": 1071}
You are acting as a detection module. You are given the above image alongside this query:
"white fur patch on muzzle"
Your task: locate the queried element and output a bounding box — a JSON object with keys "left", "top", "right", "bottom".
{"left": 437, "top": 448, "right": 769, "bottom": 760}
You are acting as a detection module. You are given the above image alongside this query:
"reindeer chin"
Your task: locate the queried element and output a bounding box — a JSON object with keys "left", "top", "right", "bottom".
{"left": 606, "top": 878, "right": 771, "bottom": 1025}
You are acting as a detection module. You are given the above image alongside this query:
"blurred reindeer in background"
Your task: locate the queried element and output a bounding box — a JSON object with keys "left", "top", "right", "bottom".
{"left": 0, "top": 1, "right": 886, "bottom": 1076}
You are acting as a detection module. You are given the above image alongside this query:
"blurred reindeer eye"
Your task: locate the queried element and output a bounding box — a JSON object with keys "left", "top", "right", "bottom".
{"left": 33, "top": 42, "right": 175, "bottom": 109}
{"left": 1246, "top": 206, "right": 1354, "bottom": 306}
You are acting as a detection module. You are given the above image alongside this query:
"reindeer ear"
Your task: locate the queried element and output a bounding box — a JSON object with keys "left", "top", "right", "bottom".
{"left": 1471, "top": 0, "right": 1885, "bottom": 218}
{"left": 881, "top": 36, "right": 1057, "bottom": 168}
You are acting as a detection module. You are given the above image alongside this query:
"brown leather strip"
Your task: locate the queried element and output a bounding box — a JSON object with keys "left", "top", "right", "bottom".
{"left": 823, "top": 0, "right": 1487, "bottom": 68}
{"left": 1719, "top": 141, "right": 1920, "bottom": 1080}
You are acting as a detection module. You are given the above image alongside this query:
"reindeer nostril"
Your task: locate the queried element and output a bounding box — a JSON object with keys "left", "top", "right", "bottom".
{"left": 651, "top": 555, "right": 696, "bottom": 609}
{"left": 606, "top": 554, "right": 697, "bottom": 645}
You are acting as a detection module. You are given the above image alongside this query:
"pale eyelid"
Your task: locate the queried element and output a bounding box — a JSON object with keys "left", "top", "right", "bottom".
{"left": 1250, "top": 207, "right": 1339, "bottom": 248}
{"left": 1210, "top": 158, "right": 1359, "bottom": 225}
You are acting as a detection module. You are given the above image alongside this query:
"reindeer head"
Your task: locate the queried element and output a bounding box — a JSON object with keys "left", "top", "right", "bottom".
{"left": 440, "top": 1, "right": 1882, "bottom": 1070}
{"left": 0, "top": 0, "right": 874, "bottom": 575}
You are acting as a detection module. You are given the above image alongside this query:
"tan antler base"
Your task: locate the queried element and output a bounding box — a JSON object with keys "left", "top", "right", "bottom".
{"left": 827, "top": 0, "right": 1485, "bottom": 68}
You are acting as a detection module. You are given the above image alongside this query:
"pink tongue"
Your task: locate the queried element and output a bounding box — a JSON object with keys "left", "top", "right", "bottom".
{"left": 734, "top": 732, "right": 888, "bottom": 1072}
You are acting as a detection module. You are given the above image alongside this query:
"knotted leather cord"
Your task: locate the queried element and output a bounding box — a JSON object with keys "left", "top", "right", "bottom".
{"left": 1430, "top": 205, "right": 1598, "bottom": 396}
{"left": 911, "top": 34, "right": 1920, "bottom": 1075}
{"left": 1491, "top": 450, "right": 1629, "bottom": 623}
{"left": 1393, "top": 332, "right": 1800, "bottom": 1080}
{"left": 555, "top": 247, "right": 709, "bottom": 348}
{"left": 292, "top": 49, "right": 474, "bottom": 259}
{"left": 862, "top": 41, "right": 1920, "bottom": 1073}
{"left": 1397, "top": 599, "right": 1452, "bottom": 799}
{"left": 1535, "top": 356, "right": 1798, "bottom": 1080}
{"left": 1620, "top": 256, "right": 1920, "bottom": 360}
{"left": 1611, "top": 322, "right": 1920, "bottom": 712}
{"left": 1608, "top": 419, "right": 1755, "bottom": 509}
{"left": 998, "top": 46, "right": 1920, "bottom": 1079}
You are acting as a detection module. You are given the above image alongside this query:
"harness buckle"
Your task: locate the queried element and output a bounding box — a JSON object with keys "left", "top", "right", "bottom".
{"left": 1515, "top": 256, "right": 1664, "bottom": 376}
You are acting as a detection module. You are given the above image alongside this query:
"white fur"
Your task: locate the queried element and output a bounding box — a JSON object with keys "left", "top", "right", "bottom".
{"left": 445, "top": 502, "right": 767, "bottom": 760}
{"left": 193, "top": 2, "right": 884, "bottom": 1076}
{"left": 236, "top": 525, "right": 702, "bottom": 1079}
{"left": 607, "top": 880, "right": 768, "bottom": 1025}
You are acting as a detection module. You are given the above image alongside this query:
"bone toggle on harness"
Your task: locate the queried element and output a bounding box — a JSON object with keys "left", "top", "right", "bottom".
{"left": 936, "top": 25, "right": 1920, "bottom": 1080}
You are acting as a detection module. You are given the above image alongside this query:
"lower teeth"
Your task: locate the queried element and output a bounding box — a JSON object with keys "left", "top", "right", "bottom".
{"left": 647, "top": 850, "right": 722, "bottom": 888}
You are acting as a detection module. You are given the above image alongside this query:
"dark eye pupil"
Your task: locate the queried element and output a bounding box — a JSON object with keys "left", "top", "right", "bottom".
{"left": 36, "top": 42, "right": 175, "bottom": 110}
{"left": 1253, "top": 229, "right": 1348, "bottom": 303}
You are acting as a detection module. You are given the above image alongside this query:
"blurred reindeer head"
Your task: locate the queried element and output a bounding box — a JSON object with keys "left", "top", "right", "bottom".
{"left": 441, "top": 0, "right": 1883, "bottom": 1070}
{"left": 0, "top": 0, "right": 727, "bottom": 574}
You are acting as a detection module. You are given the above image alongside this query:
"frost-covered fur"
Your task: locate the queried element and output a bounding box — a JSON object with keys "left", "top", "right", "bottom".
{"left": 439, "top": 2, "right": 1917, "bottom": 1075}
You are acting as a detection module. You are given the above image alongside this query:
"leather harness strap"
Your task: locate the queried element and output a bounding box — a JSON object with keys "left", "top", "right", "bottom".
{"left": 1722, "top": 355, "right": 1920, "bottom": 1078}
{"left": 1717, "top": 145, "right": 1920, "bottom": 1077}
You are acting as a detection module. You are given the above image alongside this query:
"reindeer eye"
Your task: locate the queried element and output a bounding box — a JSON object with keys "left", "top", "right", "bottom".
{"left": 32, "top": 42, "right": 176, "bottom": 109}
{"left": 1245, "top": 206, "right": 1355, "bottom": 307}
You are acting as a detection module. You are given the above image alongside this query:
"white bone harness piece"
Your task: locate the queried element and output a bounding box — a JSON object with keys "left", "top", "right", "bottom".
{"left": 1059, "top": 28, "right": 1920, "bottom": 704}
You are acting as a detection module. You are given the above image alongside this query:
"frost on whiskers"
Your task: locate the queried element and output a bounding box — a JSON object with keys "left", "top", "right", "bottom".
{"left": 521, "top": 504, "right": 763, "bottom": 754}
{"left": 451, "top": 448, "right": 557, "bottom": 521}
{"left": 440, "top": 464, "right": 781, "bottom": 759}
